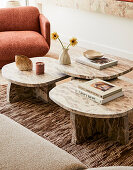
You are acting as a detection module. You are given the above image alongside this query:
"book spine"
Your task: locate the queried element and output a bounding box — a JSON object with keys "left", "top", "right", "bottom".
{"left": 76, "top": 88, "right": 124, "bottom": 105}
{"left": 76, "top": 89, "right": 103, "bottom": 104}
{"left": 100, "top": 60, "right": 118, "bottom": 69}
{"left": 78, "top": 86, "right": 103, "bottom": 98}
{"left": 101, "top": 91, "right": 123, "bottom": 104}
{"left": 78, "top": 85, "right": 122, "bottom": 99}
{"left": 76, "top": 59, "right": 100, "bottom": 69}
{"left": 76, "top": 58, "right": 118, "bottom": 70}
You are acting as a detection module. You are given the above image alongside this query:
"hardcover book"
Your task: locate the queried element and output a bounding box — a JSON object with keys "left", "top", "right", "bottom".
{"left": 76, "top": 89, "right": 123, "bottom": 104}
{"left": 78, "top": 79, "right": 122, "bottom": 99}
{"left": 76, "top": 56, "right": 118, "bottom": 70}
{"left": 77, "top": 79, "right": 124, "bottom": 104}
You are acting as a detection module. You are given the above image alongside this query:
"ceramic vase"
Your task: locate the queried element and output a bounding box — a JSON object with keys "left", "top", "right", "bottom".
{"left": 6, "top": 0, "right": 21, "bottom": 8}
{"left": 59, "top": 48, "right": 71, "bottom": 65}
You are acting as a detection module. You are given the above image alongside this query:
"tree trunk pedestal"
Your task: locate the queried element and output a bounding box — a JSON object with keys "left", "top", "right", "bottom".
{"left": 70, "top": 112, "right": 129, "bottom": 145}
{"left": 7, "top": 82, "right": 55, "bottom": 103}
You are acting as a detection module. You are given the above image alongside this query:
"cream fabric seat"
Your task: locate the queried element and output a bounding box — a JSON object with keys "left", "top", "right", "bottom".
{"left": 0, "top": 114, "right": 133, "bottom": 170}
{"left": 0, "top": 114, "right": 86, "bottom": 170}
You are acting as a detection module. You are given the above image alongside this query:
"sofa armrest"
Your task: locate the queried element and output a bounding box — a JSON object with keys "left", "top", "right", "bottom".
{"left": 39, "top": 14, "right": 50, "bottom": 47}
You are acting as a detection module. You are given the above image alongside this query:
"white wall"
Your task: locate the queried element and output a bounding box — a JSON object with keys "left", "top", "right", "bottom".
{"left": 0, "top": 0, "right": 8, "bottom": 7}
{"left": 43, "top": 4, "right": 133, "bottom": 60}
{"left": 0, "top": 0, "right": 36, "bottom": 8}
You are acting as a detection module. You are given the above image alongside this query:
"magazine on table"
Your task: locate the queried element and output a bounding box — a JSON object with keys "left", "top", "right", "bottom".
{"left": 76, "top": 56, "right": 118, "bottom": 70}
{"left": 76, "top": 79, "right": 123, "bottom": 104}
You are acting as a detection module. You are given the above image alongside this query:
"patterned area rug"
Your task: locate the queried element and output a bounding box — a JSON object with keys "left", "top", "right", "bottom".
{"left": 0, "top": 85, "right": 133, "bottom": 168}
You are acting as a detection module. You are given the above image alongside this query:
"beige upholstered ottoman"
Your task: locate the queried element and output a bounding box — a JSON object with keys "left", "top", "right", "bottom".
{"left": 0, "top": 114, "right": 86, "bottom": 170}
{"left": 0, "top": 114, "right": 133, "bottom": 170}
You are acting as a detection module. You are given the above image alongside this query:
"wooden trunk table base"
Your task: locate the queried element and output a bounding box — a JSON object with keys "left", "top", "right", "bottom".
{"left": 70, "top": 112, "right": 129, "bottom": 145}
{"left": 7, "top": 82, "right": 56, "bottom": 103}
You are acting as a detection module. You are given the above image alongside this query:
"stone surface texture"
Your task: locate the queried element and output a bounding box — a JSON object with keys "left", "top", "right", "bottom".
{"left": 57, "top": 55, "right": 133, "bottom": 80}
{"left": 50, "top": 78, "right": 131, "bottom": 144}
{"left": 2, "top": 57, "right": 68, "bottom": 103}
{"left": 7, "top": 82, "right": 56, "bottom": 103}
{"left": 49, "top": 78, "right": 133, "bottom": 118}
{"left": 2, "top": 57, "right": 68, "bottom": 87}
{"left": 70, "top": 112, "right": 129, "bottom": 144}
{"left": 46, "top": 0, "right": 133, "bottom": 19}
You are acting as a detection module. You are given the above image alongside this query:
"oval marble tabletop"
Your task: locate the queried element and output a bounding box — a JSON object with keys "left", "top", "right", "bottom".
{"left": 57, "top": 55, "right": 133, "bottom": 80}
{"left": 2, "top": 57, "right": 68, "bottom": 87}
{"left": 49, "top": 78, "right": 133, "bottom": 118}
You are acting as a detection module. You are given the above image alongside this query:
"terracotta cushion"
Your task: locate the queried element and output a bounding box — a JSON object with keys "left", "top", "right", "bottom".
{"left": 0, "top": 114, "right": 87, "bottom": 170}
{"left": 0, "top": 6, "right": 40, "bottom": 32}
{"left": 0, "top": 31, "right": 49, "bottom": 68}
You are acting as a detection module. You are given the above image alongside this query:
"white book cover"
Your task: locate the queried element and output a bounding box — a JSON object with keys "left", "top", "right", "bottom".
{"left": 76, "top": 56, "right": 118, "bottom": 70}
{"left": 76, "top": 88, "right": 124, "bottom": 104}
{"left": 78, "top": 78, "right": 122, "bottom": 99}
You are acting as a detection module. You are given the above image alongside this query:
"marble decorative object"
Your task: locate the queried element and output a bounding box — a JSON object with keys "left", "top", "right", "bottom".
{"left": 49, "top": 78, "right": 133, "bottom": 144}
{"left": 2, "top": 57, "right": 69, "bottom": 103}
{"left": 15, "top": 55, "right": 33, "bottom": 71}
{"left": 46, "top": 0, "right": 133, "bottom": 19}
{"left": 59, "top": 48, "right": 71, "bottom": 65}
{"left": 57, "top": 54, "right": 133, "bottom": 80}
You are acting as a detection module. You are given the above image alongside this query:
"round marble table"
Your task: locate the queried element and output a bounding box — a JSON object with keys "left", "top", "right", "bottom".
{"left": 57, "top": 54, "right": 133, "bottom": 80}
{"left": 2, "top": 57, "right": 68, "bottom": 103}
{"left": 49, "top": 78, "right": 133, "bottom": 145}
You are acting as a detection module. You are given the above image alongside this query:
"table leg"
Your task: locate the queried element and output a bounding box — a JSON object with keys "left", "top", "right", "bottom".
{"left": 70, "top": 112, "right": 129, "bottom": 145}
{"left": 33, "top": 83, "right": 56, "bottom": 103}
{"left": 7, "top": 82, "right": 56, "bottom": 103}
{"left": 101, "top": 115, "right": 129, "bottom": 145}
{"left": 70, "top": 112, "right": 97, "bottom": 144}
{"left": 7, "top": 82, "right": 34, "bottom": 103}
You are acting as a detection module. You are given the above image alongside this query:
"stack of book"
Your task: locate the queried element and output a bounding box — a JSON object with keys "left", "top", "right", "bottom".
{"left": 77, "top": 79, "right": 124, "bottom": 104}
{"left": 75, "top": 50, "right": 118, "bottom": 70}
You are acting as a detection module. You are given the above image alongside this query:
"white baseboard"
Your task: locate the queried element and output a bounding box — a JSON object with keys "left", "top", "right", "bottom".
{"left": 62, "top": 36, "right": 133, "bottom": 61}
{"left": 79, "top": 39, "right": 133, "bottom": 61}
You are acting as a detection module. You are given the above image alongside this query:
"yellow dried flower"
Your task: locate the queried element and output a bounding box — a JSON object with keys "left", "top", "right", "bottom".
{"left": 51, "top": 32, "right": 59, "bottom": 40}
{"left": 69, "top": 37, "right": 78, "bottom": 47}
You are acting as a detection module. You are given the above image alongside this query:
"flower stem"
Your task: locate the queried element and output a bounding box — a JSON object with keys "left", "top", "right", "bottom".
{"left": 58, "top": 37, "right": 64, "bottom": 48}
{"left": 67, "top": 44, "right": 70, "bottom": 49}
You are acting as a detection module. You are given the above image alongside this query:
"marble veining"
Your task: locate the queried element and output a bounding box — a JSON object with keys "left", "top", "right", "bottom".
{"left": 2, "top": 57, "right": 68, "bottom": 87}
{"left": 49, "top": 78, "right": 133, "bottom": 118}
{"left": 57, "top": 55, "right": 133, "bottom": 80}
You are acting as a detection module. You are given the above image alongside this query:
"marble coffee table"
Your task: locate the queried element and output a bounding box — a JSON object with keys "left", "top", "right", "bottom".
{"left": 57, "top": 55, "right": 133, "bottom": 80}
{"left": 49, "top": 78, "right": 133, "bottom": 145}
{"left": 2, "top": 57, "right": 68, "bottom": 103}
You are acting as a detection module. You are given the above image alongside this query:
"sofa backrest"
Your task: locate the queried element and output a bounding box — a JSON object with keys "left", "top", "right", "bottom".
{"left": 0, "top": 6, "right": 40, "bottom": 32}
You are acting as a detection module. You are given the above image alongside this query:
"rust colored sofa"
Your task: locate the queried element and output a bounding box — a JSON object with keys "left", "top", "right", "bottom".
{"left": 0, "top": 6, "right": 50, "bottom": 68}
